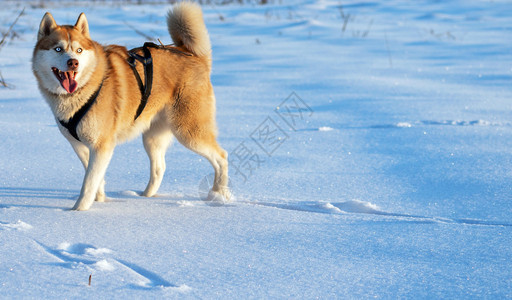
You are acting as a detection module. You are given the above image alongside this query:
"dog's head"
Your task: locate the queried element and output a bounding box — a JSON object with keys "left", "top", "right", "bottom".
{"left": 33, "top": 13, "right": 97, "bottom": 95}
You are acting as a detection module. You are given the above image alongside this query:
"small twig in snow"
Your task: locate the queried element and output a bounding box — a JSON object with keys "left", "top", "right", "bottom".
{"left": 338, "top": 5, "right": 351, "bottom": 35}
{"left": 361, "top": 19, "right": 373, "bottom": 38}
{"left": 0, "top": 71, "right": 14, "bottom": 89}
{"left": 208, "top": 2, "right": 225, "bottom": 21}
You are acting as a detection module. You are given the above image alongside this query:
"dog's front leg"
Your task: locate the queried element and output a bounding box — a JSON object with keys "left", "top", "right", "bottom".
{"left": 72, "top": 146, "right": 114, "bottom": 211}
{"left": 69, "top": 139, "right": 106, "bottom": 202}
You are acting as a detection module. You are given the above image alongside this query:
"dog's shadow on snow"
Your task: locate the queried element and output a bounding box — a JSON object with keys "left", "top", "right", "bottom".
{"left": 112, "top": 190, "right": 236, "bottom": 208}
{"left": 0, "top": 187, "right": 222, "bottom": 210}
{"left": 0, "top": 187, "right": 77, "bottom": 210}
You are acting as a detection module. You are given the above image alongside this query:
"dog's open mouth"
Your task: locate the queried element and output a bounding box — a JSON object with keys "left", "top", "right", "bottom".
{"left": 52, "top": 67, "right": 78, "bottom": 94}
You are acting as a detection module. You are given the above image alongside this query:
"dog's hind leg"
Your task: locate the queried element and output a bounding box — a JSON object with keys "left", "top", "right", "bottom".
{"left": 69, "top": 138, "right": 106, "bottom": 202}
{"left": 142, "top": 120, "right": 174, "bottom": 197}
{"left": 187, "top": 139, "right": 230, "bottom": 202}
{"left": 198, "top": 141, "right": 230, "bottom": 201}
{"left": 171, "top": 118, "right": 230, "bottom": 202}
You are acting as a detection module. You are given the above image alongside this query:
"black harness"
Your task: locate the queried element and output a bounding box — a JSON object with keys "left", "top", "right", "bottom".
{"left": 58, "top": 42, "right": 191, "bottom": 142}
{"left": 127, "top": 42, "right": 155, "bottom": 121}
{"left": 58, "top": 82, "right": 103, "bottom": 141}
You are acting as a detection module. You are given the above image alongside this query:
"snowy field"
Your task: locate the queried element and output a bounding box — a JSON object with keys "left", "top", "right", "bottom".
{"left": 1, "top": 0, "right": 512, "bottom": 298}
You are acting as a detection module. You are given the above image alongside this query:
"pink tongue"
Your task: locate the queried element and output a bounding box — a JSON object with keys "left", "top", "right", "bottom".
{"left": 60, "top": 71, "right": 77, "bottom": 94}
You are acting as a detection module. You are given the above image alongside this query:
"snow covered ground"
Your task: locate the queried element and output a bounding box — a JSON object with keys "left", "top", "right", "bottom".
{"left": 1, "top": 0, "right": 512, "bottom": 298}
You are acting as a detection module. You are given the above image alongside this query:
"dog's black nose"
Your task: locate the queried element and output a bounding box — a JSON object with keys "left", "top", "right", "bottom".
{"left": 67, "top": 59, "right": 79, "bottom": 71}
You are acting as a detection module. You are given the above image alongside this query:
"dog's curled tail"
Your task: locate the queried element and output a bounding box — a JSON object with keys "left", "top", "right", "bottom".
{"left": 167, "top": 2, "right": 211, "bottom": 59}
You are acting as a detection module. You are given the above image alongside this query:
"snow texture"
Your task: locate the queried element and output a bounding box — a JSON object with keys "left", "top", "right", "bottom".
{"left": 1, "top": 0, "right": 512, "bottom": 298}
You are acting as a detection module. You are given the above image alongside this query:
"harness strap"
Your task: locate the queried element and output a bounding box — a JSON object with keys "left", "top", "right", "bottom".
{"left": 58, "top": 82, "right": 103, "bottom": 142}
{"left": 127, "top": 42, "right": 192, "bottom": 121}
{"left": 127, "top": 42, "right": 154, "bottom": 121}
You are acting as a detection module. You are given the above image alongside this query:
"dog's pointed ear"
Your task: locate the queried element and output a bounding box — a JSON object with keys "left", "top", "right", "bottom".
{"left": 38, "top": 12, "right": 57, "bottom": 41}
{"left": 74, "top": 13, "right": 90, "bottom": 38}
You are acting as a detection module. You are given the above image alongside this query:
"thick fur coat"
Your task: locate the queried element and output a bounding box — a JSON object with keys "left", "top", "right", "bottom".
{"left": 32, "top": 3, "right": 230, "bottom": 210}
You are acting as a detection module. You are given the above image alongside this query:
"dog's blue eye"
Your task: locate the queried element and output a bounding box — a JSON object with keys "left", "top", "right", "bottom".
{"left": 55, "top": 47, "right": 62, "bottom": 52}
{"left": 77, "top": 48, "right": 83, "bottom": 53}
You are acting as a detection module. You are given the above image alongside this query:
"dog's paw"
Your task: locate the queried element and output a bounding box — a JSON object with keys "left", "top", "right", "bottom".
{"left": 204, "top": 189, "right": 233, "bottom": 206}
{"left": 141, "top": 190, "right": 155, "bottom": 197}
{"left": 71, "top": 199, "right": 93, "bottom": 211}
{"left": 95, "top": 192, "right": 106, "bottom": 202}
{"left": 70, "top": 205, "right": 90, "bottom": 211}
{"left": 222, "top": 188, "right": 233, "bottom": 202}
